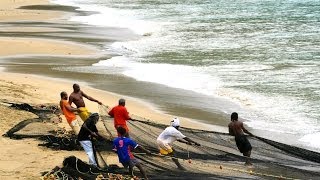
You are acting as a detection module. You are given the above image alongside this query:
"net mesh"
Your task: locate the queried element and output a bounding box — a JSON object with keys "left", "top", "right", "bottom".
{"left": 2, "top": 102, "right": 320, "bottom": 179}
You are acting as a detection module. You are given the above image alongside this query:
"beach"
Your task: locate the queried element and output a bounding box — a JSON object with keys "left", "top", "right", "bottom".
{"left": 0, "top": 0, "right": 215, "bottom": 178}
{"left": 0, "top": 0, "right": 320, "bottom": 179}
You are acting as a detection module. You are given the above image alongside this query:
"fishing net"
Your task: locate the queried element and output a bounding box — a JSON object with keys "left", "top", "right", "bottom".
{"left": 99, "top": 105, "right": 320, "bottom": 179}
{"left": 2, "top": 102, "right": 320, "bottom": 179}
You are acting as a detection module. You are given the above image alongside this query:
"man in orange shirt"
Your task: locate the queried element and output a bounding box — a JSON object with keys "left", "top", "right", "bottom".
{"left": 60, "top": 91, "right": 81, "bottom": 135}
{"left": 108, "top": 99, "right": 132, "bottom": 137}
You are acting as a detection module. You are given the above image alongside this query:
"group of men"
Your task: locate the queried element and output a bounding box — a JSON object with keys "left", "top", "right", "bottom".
{"left": 60, "top": 83, "right": 254, "bottom": 179}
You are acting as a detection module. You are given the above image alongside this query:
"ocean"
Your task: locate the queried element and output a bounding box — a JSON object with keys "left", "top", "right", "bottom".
{"left": 51, "top": 0, "right": 320, "bottom": 152}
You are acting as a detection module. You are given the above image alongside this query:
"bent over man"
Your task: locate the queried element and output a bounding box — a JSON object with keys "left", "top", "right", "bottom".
{"left": 78, "top": 113, "right": 106, "bottom": 167}
{"left": 157, "top": 118, "right": 200, "bottom": 170}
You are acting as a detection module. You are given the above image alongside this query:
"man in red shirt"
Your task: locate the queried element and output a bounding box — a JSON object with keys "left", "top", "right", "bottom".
{"left": 108, "top": 99, "right": 132, "bottom": 137}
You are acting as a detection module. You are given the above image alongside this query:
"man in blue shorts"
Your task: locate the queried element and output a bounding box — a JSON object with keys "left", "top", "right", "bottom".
{"left": 113, "top": 126, "right": 151, "bottom": 179}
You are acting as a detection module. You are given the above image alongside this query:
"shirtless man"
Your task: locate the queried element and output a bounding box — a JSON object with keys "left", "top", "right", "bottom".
{"left": 69, "top": 84, "right": 102, "bottom": 121}
{"left": 228, "top": 112, "right": 253, "bottom": 165}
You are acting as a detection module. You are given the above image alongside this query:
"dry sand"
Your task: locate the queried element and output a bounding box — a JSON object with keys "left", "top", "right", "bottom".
{"left": 0, "top": 0, "right": 61, "bottom": 22}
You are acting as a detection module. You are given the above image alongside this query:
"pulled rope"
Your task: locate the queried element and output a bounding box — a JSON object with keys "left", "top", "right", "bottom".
{"left": 98, "top": 105, "right": 114, "bottom": 139}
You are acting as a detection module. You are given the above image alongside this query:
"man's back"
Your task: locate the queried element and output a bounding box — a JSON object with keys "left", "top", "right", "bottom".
{"left": 228, "top": 120, "right": 244, "bottom": 136}
{"left": 113, "top": 137, "right": 138, "bottom": 163}
{"left": 78, "top": 116, "right": 98, "bottom": 141}
{"left": 109, "top": 105, "right": 130, "bottom": 126}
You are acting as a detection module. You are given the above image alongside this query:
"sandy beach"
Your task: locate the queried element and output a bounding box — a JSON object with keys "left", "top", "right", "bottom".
{"left": 0, "top": 1, "right": 214, "bottom": 178}
{"left": 0, "top": 0, "right": 320, "bottom": 179}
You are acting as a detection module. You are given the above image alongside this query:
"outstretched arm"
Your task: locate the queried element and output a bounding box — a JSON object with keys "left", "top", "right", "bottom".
{"left": 68, "top": 95, "right": 74, "bottom": 105}
{"left": 82, "top": 91, "right": 102, "bottom": 105}
{"left": 241, "top": 122, "right": 253, "bottom": 136}
{"left": 183, "top": 137, "right": 200, "bottom": 146}
{"left": 136, "top": 145, "right": 151, "bottom": 154}
{"left": 60, "top": 101, "right": 78, "bottom": 113}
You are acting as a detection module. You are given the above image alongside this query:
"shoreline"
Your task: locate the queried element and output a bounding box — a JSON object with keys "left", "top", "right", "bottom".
{"left": 0, "top": 0, "right": 230, "bottom": 132}
{"left": 1, "top": 0, "right": 318, "bottom": 152}
{"left": 0, "top": 0, "right": 320, "bottom": 179}
{"left": 0, "top": 70, "right": 222, "bottom": 132}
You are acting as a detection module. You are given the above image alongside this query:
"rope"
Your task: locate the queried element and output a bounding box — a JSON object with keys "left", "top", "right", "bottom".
{"left": 96, "top": 105, "right": 311, "bottom": 179}
{"left": 75, "top": 158, "right": 90, "bottom": 174}
{"left": 98, "top": 105, "right": 114, "bottom": 139}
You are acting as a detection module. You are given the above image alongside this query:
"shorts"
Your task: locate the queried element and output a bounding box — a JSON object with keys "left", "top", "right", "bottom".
{"left": 157, "top": 140, "right": 173, "bottom": 155}
{"left": 121, "top": 158, "right": 140, "bottom": 168}
{"left": 69, "top": 119, "right": 80, "bottom": 135}
{"left": 78, "top": 107, "right": 91, "bottom": 121}
{"left": 235, "top": 135, "right": 252, "bottom": 154}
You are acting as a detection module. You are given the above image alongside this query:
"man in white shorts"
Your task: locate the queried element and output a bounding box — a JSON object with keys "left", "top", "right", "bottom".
{"left": 157, "top": 118, "right": 200, "bottom": 170}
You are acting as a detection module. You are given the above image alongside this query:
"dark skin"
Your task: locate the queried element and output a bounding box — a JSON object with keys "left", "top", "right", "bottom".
{"left": 69, "top": 84, "right": 102, "bottom": 108}
{"left": 60, "top": 92, "right": 79, "bottom": 113}
{"left": 228, "top": 117, "right": 253, "bottom": 165}
{"left": 129, "top": 145, "right": 150, "bottom": 180}
{"left": 228, "top": 120, "right": 253, "bottom": 137}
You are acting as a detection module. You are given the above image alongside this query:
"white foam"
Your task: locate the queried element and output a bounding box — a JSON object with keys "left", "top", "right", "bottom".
{"left": 51, "top": 0, "right": 160, "bottom": 35}
{"left": 51, "top": 0, "right": 320, "bottom": 152}
{"left": 93, "top": 56, "right": 318, "bottom": 138}
{"left": 93, "top": 56, "right": 222, "bottom": 96}
{"left": 299, "top": 132, "right": 320, "bottom": 149}
{"left": 221, "top": 88, "right": 319, "bottom": 134}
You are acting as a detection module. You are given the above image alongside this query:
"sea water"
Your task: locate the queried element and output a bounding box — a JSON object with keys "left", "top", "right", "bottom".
{"left": 51, "top": 0, "right": 320, "bottom": 152}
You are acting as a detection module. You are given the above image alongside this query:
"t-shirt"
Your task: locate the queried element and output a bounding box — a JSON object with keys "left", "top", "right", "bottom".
{"left": 113, "top": 137, "right": 138, "bottom": 164}
{"left": 60, "top": 100, "right": 76, "bottom": 124}
{"left": 108, "top": 105, "right": 130, "bottom": 126}
{"left": 157, "top": 126, "right": 186, "bottom": 144}
{"left": 78, "top": 116, "right": 98, "bottom": 141}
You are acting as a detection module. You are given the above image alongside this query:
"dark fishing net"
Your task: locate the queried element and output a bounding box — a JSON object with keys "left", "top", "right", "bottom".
{"left": 3, "top": 102, "right": 63, "bottom": 139}
{"left": 3, "top": 102, "right": 320, "bottom": 179}
{"left": 99, "top": 105, "right": 320, "bottom": 179}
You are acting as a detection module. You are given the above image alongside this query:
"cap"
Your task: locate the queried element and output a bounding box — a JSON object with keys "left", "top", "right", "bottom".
{"left": 171, "top": 117, "right": 180, "bottom": 127}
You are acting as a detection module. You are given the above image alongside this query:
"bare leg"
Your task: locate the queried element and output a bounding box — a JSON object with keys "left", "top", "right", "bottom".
{"left": 172, "top": 158, "right": 186, "bottom": 170}
{"left": 243, "top": 150, "right": 252, "bottom": 165}
{"left": 129, "top": 164, "right": 134, "bottom": 176}
{"left": 136, "top": 164, "right": 148, "bottom": 180}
